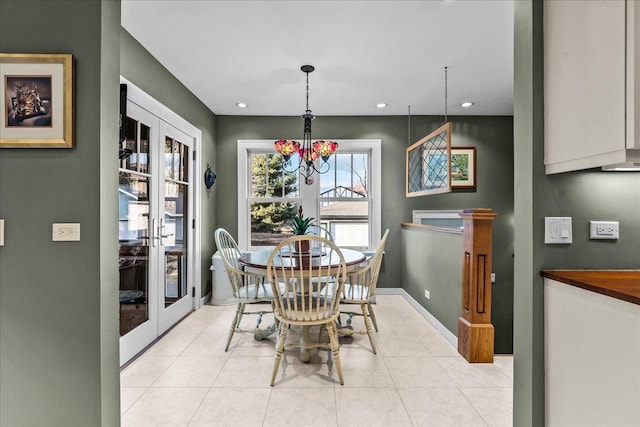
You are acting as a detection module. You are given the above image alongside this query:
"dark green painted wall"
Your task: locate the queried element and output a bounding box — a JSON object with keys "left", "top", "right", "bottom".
{"left": 120, "top": 30, "right": 217, "bottom": 297}
{"left": 402, "top": 227, "right": 463, "bottom": 337}
{"left": 215, "top": 115, "right": 515, "bottom": 352}
{"left": 0, "top": 1, "right": 121, "bottom": 425}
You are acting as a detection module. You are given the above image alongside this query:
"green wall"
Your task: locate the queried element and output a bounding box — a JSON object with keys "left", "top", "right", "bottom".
{"left": 215, "top": 115, "right": 515, "bottom": 353}
{"left": 402, "top": 227, "right": 463, "bottom": 337}
{"left": 513, "top": 2, "right": 640, "bottom": 425}
{"left": 120, "top": 30, "right": 217, "bottom": 297}
{"left": 0, "top": 1, "right": 121, "bottom": 425}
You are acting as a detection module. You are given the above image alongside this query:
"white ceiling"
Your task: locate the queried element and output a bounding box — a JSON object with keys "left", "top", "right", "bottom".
{"left": 121, "top": 0, "right": 513, "bottom": 117}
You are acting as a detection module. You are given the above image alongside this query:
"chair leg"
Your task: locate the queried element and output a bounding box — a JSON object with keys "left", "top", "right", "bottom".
{"left": 271, "top": 322, "right": 288, "bottom": 386}
{"left": 225, "top": 303, "right": 242, "bottom": 351}
{"left": 367, "top": 302, "right": 379, "bottom": 332}
{"left": 362, "top": 304, "right": 377, "bottom": 354}
{"left": 326, "top": 321, "right": 344, "bottom": 385}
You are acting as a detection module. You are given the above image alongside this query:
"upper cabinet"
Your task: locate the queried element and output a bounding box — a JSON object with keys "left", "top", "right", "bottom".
{"left": 544, "top": 0, "right": 640, "bottom": 174}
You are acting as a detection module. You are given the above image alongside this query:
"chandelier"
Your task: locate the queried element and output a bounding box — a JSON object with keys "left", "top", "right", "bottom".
{"left": 274, "top": 65, "right": 338, "bottom": 185}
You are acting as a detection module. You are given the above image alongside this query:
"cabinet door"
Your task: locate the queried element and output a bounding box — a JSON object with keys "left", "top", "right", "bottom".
{"left": 544, "top": 0, "right": 626, "bottom": 173}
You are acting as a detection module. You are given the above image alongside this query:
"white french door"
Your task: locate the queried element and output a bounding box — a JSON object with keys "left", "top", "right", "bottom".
{"left": 118, "top": 100, "right": 195, "bottom": 365}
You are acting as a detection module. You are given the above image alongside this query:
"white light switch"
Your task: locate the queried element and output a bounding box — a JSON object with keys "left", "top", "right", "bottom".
{"left": 0, "top": 219, "right": 4, "bottom": 246}
{"left": 545, "top": 217, "right": 572, "bottom": 244}
{"left": 52, "top": 223, "right": 81, "bottom": 241}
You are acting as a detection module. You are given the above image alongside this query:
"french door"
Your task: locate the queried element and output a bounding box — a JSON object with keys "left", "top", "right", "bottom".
{"left": 118, "top": 100, "right": 195, "bottom": 365}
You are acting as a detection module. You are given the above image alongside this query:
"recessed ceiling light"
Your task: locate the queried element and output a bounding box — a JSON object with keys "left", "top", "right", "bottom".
{"left": 236, "top": 102, "right": 248, "bottom": 108}
{"left": 375, "top": 103, "right": 388, "bottom": 109}
{"left": 460, "top": 102, "right": 474, "bottom": 108}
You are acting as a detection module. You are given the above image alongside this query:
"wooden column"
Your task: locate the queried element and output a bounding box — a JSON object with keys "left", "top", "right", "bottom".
{"left": 458, "top": 208, "right": 497, "bottom": 363}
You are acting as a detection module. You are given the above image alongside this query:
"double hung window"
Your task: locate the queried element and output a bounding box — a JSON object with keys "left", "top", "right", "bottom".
{"left": 237, "top": 139, "right": 381, "bottom": 251}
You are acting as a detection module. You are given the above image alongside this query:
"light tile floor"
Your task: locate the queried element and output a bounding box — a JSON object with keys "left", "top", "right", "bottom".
{"left": 121, "top": 295, "right": 513, "bottom": 427}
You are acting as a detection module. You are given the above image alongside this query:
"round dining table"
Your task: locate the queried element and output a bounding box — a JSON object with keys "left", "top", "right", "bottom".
{"left": 239, "top": 247, "right": 366, "bottom": 362}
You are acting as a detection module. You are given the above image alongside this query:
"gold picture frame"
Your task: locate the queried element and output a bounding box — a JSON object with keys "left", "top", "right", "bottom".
{"left": 0, "top": 53, "right": 73, "bottom": 148}
{"left": 451, "top": 147, "right": 477, "bottom": 189}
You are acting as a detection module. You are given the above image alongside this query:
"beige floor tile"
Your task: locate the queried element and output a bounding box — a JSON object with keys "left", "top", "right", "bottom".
{"left": 492, "top": 355, "right": 514, "bottom": 382}
{"left": 212, "top": 356, "right": 274, "bottom": 388}
{"left": 271, "top": 352, "right": 340, "bottom": 387}
{"left": 145, "top": 332, "right": 200, "bottom": 357}
{"left": 121, "top": 387, "right": 207, "bottom": 427}
{"left": 182, "top": 329, "right": 238, "bottom": 356}
{"left": 384, "top": 356, "right": 456, "bottom": 388}
{"left": 232, "top": 332, "right": 278, "bottom": 357}
{"left": 418, "top": 334, "right": 460, "bottom": 356}
{"left": 335, "top": 387, "right": 412, "bottom": 426}
{"left": 399, "top": 387, "right": 488, "bottom": 427}
{"left": 120, "top": 387, "right": 146, "bottom": 415}
{"left": 436, "top": 357, "right": 512, "bottom": 388}
{"left": 263, "top": 388, "right": 337, "bottom": 427}
{"left": 121, "top": 356, "right": 177, "bottom": 387}
{"left": 460, "top": 387, "right": 513, "bottom": 427}
{"left": 339, "top": 356, "right": 394, "bottom": 388}
{"left": 168, "top": 316, "right": 212, "bottom": 335}
{"left": 375, "top": 334, "right": 430, "bottom": 357}
{"left": 188, "top": 387, "right": 271, "bottom": 427}
{"left": 153, "top": 355, "right": 228, "bottom": 387}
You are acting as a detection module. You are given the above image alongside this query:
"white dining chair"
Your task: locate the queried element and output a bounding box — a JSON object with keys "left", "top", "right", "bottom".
{"left": 266, "top": 234, "right": 348, "bottom": 386}
{"left": 214, "top": 228, "right": 277, "bottom": 351}
{"left": 333, "top": 229, "right": 389, "bottom": 353}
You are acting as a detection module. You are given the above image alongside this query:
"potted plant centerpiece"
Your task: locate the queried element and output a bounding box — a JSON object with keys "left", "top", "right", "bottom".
{"left": 290, "top": 205, "right": 315, "bottom": 253}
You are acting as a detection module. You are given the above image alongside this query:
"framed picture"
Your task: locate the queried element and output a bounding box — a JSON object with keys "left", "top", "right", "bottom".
{"left": 451, "top": 147, "right": 476, "bottom": 189}
{"left": 0, "top": 53, "right": 73, "bottom": 148}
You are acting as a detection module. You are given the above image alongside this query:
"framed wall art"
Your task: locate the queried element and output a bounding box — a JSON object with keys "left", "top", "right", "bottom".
{"left": 451, "top": 146, "right": 476, "bottom": 189}
{"left": 0, "top": 53, "right": 73, "bottom": 148}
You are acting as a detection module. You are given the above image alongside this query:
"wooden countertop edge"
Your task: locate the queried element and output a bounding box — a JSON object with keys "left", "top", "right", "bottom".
{"left": 401, "top": 222, "right": 463, "bottom": 235}
{"left": 541, "top": 270, "right": 640, "bottom": 306}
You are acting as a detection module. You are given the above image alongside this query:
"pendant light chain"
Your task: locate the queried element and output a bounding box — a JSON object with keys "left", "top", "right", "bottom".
{"left": 305, "top": 70, "right": 310, "bottom": 112}
{"left": 444, "top": 66, "right": 448, "bottom": 123}
{"left": 407, "top": 105, "right": 411, "bottom": 145}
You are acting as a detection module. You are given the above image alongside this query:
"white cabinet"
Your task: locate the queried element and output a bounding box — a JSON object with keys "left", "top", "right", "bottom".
{"left": 544, "top": 0, "right": 640, "bottom": 174}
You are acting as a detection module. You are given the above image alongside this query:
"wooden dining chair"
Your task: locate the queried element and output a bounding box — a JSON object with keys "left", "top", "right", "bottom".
{"left": 214, "top": 228, "right": 277, "bottom": 351}
{"left": 334, "top": 229, "right": 389, "bottom": 354}
{"left": 266, "top": 234, "right": 348, "bottom": 386}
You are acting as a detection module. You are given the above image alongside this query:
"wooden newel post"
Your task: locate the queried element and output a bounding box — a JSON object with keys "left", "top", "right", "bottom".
{"left": 458, "top": 208, "right": 497, "bottom": 363}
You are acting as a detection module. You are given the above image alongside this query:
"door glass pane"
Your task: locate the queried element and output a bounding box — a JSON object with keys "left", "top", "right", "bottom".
{"left": 164, "top": 176, "right": 188, "bottom": 307}
{"left": 118, "top": 172, "right": 150, "bottom": 336}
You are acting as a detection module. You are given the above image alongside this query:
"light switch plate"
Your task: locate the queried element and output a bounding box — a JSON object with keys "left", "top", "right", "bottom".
{"left": 52, "top": 223, "right": 81, "bottom": 241}
{"left": 0, "top": 219, "right": 4, "bottom": 246}
{"left": 545, "top": 217, "right": 572, "bottom": 244}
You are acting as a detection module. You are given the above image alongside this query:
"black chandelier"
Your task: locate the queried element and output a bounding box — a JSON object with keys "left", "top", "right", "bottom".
{"left": 274, "top": 65, "right": 338, "bottom": 185}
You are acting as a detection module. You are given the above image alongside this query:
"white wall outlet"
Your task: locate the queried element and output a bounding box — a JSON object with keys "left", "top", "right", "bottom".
{"left": 424, "top": 289, "right": 431, "bottom": 300}
{"left": 589, "top": 221, "right": 619, "bottom": 240}
{"left": 545, "top": 217, "right": 573, "bottom": 244}
{"left": 491, "top": 273, "right": 496, "bottom": 283}
{"left": 52, "top": 223, "right": 81, "bottom": 241}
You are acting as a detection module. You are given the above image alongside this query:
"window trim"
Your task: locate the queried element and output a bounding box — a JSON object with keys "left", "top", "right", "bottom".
{"left": 237, "top": 139, "right": 381, "bottom": 251}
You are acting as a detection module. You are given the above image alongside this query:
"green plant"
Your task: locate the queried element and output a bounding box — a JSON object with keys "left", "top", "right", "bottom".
{"left": 290, "top": 206, "right": 315, "bottom": 235}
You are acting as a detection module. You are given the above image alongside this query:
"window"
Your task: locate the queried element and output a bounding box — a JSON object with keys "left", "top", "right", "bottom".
{"left": 237, "top": 139, "right": 381, "bottom": 251}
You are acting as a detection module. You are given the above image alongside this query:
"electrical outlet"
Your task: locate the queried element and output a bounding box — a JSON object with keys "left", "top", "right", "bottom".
{"left": 424, "top": 290, "right": 430, "bottom": 300}
{"left": 491, "top": 273, "right": 496, "bottom": 283}
{"left": 589, "top": 221, "right": 619, "bottom": 240}
{"left": 52, "top": 223, "right": 81, "bottom": 241}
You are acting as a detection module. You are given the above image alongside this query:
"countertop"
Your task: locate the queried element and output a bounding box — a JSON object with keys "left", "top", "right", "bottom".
{"left": 541, "top": 270, "right": 640, "bottom": 305}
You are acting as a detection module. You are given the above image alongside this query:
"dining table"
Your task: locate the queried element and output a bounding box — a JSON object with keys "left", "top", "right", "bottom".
{"left": 238, "top": 246, "right": 366, "bottom": 362}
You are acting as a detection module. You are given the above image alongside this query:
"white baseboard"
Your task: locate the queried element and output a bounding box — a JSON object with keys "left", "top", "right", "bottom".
{"left": 376, "top": 288, "right": 458, "bottom": 348}
{"left": 201, "top": 292, "right": 211, "bottom": 306}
